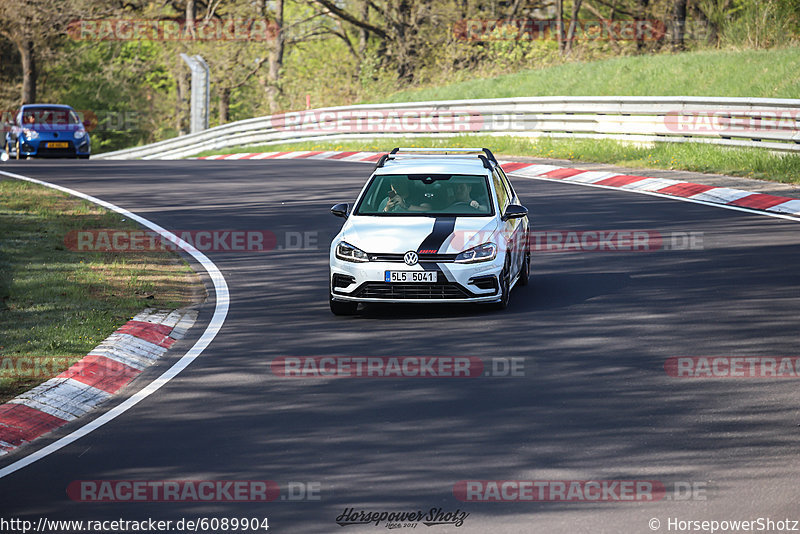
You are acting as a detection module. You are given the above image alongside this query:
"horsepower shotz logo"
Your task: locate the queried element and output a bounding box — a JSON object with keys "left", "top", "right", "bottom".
{"left": 335, "top": 508, "right": 469, "bottom": 527}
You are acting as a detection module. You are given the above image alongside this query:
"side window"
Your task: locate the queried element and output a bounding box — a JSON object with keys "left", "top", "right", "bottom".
{"left": 497, "top": 167, "right": 516, "bottom": 203}
{"left": 492, "top": 170, "right": 509, "bottom": 212}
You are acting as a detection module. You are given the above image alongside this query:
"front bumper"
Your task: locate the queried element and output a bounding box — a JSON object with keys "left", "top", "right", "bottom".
{"left": 330, "top": 253, "right": 504, "bottom": 304}
{"left": 15, "top": 137, "right": 90, "bottom": 158}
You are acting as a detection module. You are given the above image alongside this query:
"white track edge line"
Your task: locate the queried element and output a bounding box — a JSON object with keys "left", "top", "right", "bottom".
{"left": 0, "top": 169, "right": 230, "bottom": 479}
{"left": 510, "top": 173, "right": 800, "bottom": 223}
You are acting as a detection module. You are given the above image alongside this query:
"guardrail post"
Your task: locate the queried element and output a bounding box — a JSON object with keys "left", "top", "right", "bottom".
{"left": 180, "top": 53, "right": 210, "bottom": 134}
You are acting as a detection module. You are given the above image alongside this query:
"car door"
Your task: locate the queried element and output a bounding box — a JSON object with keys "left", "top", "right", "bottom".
{"left": 492, "top": 168, "right": 517, "bottom": 274}
{"left": 495, "top": 167, "right": 526, "bottom": 277}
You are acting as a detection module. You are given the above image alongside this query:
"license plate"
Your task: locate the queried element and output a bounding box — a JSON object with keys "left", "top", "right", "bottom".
{"left": 47, "top": 142, "right": 69, "bottom": 148}
{"left": 385, "top": 271, "right": 437, "bottom": 283}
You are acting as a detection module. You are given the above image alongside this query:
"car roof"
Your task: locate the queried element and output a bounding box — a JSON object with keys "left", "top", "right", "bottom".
{"left": 21, "top": 104, "right": 75, "bottom": 110}
{"left": 374, "top": 157, "right": 492, "bottom": 176}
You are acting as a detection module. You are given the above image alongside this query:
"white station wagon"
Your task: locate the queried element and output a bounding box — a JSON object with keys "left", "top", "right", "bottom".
{"left": 329, "top": 148, "right": 530, "bottom": 315}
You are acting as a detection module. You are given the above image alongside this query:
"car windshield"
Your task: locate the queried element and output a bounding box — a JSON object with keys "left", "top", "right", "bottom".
{"left": 21, "top": 108, "right": 81, "bottom": 127}
{"left": 355, "top": 174, "right": 493, "bottom": 216}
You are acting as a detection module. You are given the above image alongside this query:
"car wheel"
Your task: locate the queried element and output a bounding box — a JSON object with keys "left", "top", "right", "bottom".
{"left": 330, "top": 294, "right": 358, "bottom": 316}
{"left": 518, "top": 243, "right": 530, "bottom": 287}
{"left": 493, "top": 260, "right": 511, "bottom": 310}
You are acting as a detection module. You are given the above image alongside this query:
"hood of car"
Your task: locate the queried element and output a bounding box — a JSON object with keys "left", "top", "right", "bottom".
{"left": 341, "top": 215, "right": 499, "bottom": 254}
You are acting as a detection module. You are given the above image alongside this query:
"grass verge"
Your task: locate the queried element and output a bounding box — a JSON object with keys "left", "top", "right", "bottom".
{"left": 382, "top": 48, "right": 800, "bottom": 103}
{"left": 0, "top": 178, "right": 204, "bottom": 403}
{"left": 194, "top": 135, "right": 800, "bottom": 184}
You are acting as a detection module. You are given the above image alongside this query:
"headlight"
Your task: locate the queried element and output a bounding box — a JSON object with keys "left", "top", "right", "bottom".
{"left": 335, "top": 241, "right": 369, "bottom": 262}
{"left": 22, "top": 129, "right": 38, "bottom": 140}
{"left": 455, "top": 242, "right": 497, "bottom": 263}
{"left": 74, "top": 130, "right": 86, "bottom": 140}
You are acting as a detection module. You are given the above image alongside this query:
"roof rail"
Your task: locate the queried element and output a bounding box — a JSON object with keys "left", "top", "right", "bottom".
{"left": 375, "top": 154, "right": 390, "bottom": 168}
{"left": 382, "top": 147, "right": 499, "bottom": 168}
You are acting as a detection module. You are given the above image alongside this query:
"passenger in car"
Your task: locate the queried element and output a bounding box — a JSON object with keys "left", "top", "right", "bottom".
{"left": 379, "top": 178, "right": 430, "bottom": 212}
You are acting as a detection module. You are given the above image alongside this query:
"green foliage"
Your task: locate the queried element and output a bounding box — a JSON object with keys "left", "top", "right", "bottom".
{"left": 384, "top": 48, "right": 800, "bottom": 103}
{"left": 717, "top": 0, "right": 800, "bottom": 48}
{"left": 2, "top": 0, "right": 798, "bottom": 153}
{"left": 44, "top": 40, "right": 175, "bottom": 151}
{"left": 0, "top": 180, "right": 199, "bottom": 401}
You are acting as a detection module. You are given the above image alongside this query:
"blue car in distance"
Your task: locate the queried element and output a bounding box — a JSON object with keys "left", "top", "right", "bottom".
{"left": 4, "top": 104, "right": 90, "bottom": 159}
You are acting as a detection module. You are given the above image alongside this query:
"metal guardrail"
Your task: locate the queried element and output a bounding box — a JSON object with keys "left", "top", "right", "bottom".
{"left": 92, "top": 96, "right": 800, "bottom": 160}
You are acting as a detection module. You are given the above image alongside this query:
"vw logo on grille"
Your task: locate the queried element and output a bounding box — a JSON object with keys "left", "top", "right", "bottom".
{"left": 403, "top": 251, "right": 419, "bottom": 266}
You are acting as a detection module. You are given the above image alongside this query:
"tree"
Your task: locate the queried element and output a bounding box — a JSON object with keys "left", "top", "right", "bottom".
{"left": 0, "top": 0, "right": 112, "bottom": 104}
{"left": 672, "top": 0, "right": 688, "bottom": 49}
{"left": 564, "top": 0, "right": 585, "bottom": 54}
{"left": 310, "top": 0, "right": 438, "bottom": 82}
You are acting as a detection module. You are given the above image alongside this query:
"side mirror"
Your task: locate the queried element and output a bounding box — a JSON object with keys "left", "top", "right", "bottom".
{"left": 502, "top": 204, "right": 528, "bottom": 221}
{"left": 330, "top": 203, "right": 349, "bottom": 218}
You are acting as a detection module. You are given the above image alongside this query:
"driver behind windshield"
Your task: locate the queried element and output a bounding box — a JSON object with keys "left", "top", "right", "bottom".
{"left": 451, "top": 182, "right": 487, "bottom": 211}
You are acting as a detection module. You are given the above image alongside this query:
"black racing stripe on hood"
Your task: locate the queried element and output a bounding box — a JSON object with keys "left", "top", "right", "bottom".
{"left": 417, "top": 217, "right": 456, "bottom": 254}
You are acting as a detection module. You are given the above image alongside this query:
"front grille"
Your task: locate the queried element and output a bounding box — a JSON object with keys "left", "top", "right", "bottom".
{"left": 352, "top": 281, "right": 472, "bottom": 300}
{"left": 368, "top": 253, "right": 458, "bottom": 263}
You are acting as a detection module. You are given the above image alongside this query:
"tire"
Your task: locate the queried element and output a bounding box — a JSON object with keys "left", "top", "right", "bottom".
{"left": 330, "top": 294, "right": 358, "bottom": 316}
{"left": 492, "top": 261, "right": 511, "bottom": 310}
{"left": 518, "top": 242, "right": 530, "bottom": 287}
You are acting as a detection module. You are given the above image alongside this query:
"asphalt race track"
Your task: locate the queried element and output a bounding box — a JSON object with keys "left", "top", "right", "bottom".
{"left": 1, "top": 159, "right": 799, "bottom": 533}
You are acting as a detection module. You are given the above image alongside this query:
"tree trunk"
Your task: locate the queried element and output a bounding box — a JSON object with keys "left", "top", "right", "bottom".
{"left": 565, "top": 0, "right": 584, "bottom": 55}
{"left": 19, "top": 38, "right": 36, "bottom": 104}
{"left": 185, "top": 0, "right": 196, "bottom": 38}
{"left": 636, "top": 0, "right": 649, "bottom": 51}
{"left": 671, "top": 0, "right": 687, "bottom": 50}
{"left": 358, "top": 0, "right": 369, "bottom": 57}
{"left": 389, "top": 0, "right": 424, "bottom": 81}
{"left": 555, "top": 0, "right": 565, "bottom": 55}
{"left": 266, "top": 0, "right": 284, "bottom": 113}
{"left": 218, "top": 87, "right": 230, "bottom": 125}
